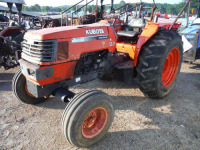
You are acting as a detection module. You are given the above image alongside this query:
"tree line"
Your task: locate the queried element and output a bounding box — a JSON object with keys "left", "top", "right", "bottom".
{"left": 22, "top": 0, "right": 198, "bottom": 15}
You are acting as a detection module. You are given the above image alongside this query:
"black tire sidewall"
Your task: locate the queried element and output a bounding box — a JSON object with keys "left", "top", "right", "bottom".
{"left": 63, "top": 92, "right": 114, "bottom": 147}
{"left": 136, "top": 30, "right": 183, "bottom": 99}
{"left": 13, "top": 69, "right": 47, "bottom": 104}
{"left": 155, "top": 38, "right": 183, "bottom": 96}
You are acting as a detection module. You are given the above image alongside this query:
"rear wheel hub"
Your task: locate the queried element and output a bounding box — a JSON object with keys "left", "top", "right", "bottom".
{"left": 162, "top": 47, "right": 180, "bottom": 87}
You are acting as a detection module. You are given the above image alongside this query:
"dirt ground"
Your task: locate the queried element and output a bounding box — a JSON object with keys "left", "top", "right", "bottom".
{"left": 0, "top": 61, "right": 200, "bottom": 150}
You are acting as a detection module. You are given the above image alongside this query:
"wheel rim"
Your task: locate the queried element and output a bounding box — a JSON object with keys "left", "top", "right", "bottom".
{"left": 25, "top": 84, "right": 34, "bottom": 97}
{"left": 162, "top": 47, "right": 180, "bottom": 87}
{"left": 82, "top": 107, "right": 108, "bottom": 139}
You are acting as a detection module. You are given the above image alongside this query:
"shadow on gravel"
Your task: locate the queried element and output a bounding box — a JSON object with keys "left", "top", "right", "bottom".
{"left": 86, "top": 71, "right": 200, "bottom": 149}
{"left": 189, "top": 63, "right": 200, "bottom": 70}
{"left": 0, "top": 81, "right": 12, "bottom": 91}
{"left": 5, "top": 69, "right": 198, "bottom": 149}
{"left": 73, "top": 79, "right": 138, "bottom": 90}
{"left": 36, "top": 97, "right": 67, "bottom": 110}
{"left": 0, "top": 73, "right": 14, "bottom": 91}
{"left": 35, "top": 79, "right": 139, "bottom": 110}
{"left": 88, "top": 93, "right": 200, "bottom": 149}
{"left": 0, "top": 73, "right": 15, "bottom": 80}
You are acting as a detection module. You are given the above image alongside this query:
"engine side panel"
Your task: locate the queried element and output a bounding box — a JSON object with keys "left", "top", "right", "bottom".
{"left": 23, "top": 24, "right": 116, "bottom": 66}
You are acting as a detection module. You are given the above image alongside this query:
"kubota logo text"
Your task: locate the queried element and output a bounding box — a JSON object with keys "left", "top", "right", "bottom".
{"left": 86, "top": 29, "right": 105, "bottom": 35}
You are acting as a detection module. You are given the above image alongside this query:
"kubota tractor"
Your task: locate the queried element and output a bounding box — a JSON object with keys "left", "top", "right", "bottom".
{"left": 12, "top": 3, "right": 183, "bottom": 148}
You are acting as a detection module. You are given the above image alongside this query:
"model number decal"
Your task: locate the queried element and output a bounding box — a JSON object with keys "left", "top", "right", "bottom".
{"left": 76, "top": 77, "right": 81, "bottom": 82}
{"left": 86, "top": 29, "right": 105, "bottom": 35}
{"left": 71, "top": 35, "right": 109, "bottom": 43}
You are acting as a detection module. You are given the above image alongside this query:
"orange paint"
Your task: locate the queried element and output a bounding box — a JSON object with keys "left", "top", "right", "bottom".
{"left": 24, "top": 61, "right": 77, "bottom": 86}
{"left": 162, "top": 47, "right": 180, "bottom": 87}
{"left": 22, "top": 24, "right": 116, "bottom": 66}
{"left": 82, "top": 107, "right": 108, "bottom": 139}
{"left": 134, "top": 23, "right": 159, "bottom": 66}
{"left": 116, "top": 43, "right": 136, "bottom": 60}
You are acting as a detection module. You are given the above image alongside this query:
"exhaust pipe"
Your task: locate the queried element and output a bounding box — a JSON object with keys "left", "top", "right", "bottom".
{"left": 55, "top": 88, "right": 75, "bottom": 103}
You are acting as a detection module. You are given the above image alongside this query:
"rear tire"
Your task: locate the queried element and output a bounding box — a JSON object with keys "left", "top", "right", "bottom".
{"left": 136, "top": 29, "right": 183, "bottom": 99}
{"left": 62, "top": 90, "right": 114, "bottom": 147}
{"left": 12, "top": 69, "right": 48, "bottom": 104}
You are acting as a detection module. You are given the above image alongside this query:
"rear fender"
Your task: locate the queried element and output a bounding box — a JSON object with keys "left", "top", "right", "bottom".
{"left": 134, "top": 23, "right": 159, "bottom": 66}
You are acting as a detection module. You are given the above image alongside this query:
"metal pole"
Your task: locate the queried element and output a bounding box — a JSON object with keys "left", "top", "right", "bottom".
{"left": 61, "top": 14, "right": 63, "bottom": 27}
{"left": 169, "top": 0, "right": 191, "bottom": 30}
{"left": 126, "top": 4, "right": 128, "bottom": 12}
{"left": 61, "top": 0, "right": 84, "bottom": 14}
{"left": 15, "top": 4, "right": 23, "bottom": 26}
{"left": 100, "top": 0, "right": 104, "bottom": 16}
{"left": 111, "top": 0, "right": 114, "bottom": 12}
{"left": 71, "top": 13, "right": 73, "bottom": 25}
{"left": 85, "top": 0, "right": 88, "bottom": 15}
{"left": 186, "top": 1, "right": 190, "bottom": 28}
{"left": 138, "top": 4, "right": 143, "bottom": 18}
{"left": 66, "top": 15, "right": 68, "bottom": 26}
{"left": 95, "top": 0, "right": 98, "bottom": 21}
{"left": 73, "top": 0, "right": 94, "bottom": 14}
{"left": 120, "top": 4, "right": 141, "bottom": 15}
{"left": 198, "top": 0, "right": 200, "bottom": 18}
{"left": 136, "top": 6, "right": 137, "bottom": 18}
{"left": 7, "top": 2, "right": 13, "bottom": 20}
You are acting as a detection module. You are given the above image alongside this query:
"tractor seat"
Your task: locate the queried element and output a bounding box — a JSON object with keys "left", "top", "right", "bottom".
{"left": 117, "top": 18, "right": 145, "bottom": 37}
{"left": 128, "top": 18, "right": 145, "bottom": 28}
{"left": 117, "top": 30, "right": 139, "bottom": 37}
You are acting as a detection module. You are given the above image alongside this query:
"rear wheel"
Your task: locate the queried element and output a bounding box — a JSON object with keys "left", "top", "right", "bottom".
{"left": 12, "top": 69, "right": 48, "bottom": 104}
{"left": 62, "top": 90, "right": 114, "bottom": 147}
{"left": 136, "top": 29, "right": 183, "bottom": 99}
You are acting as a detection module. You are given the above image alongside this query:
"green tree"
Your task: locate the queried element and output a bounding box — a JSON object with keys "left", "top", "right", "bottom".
{"left": 56, "top": 7, "right": 62, "bottom": 12}
{"left": 34, "top": 4, "right": 41, "bottom": 12}
{"left": 22, "top": 6, "right": 29, "bottom": 11}
{"left": 40, "top": 6, "right": 50, "bottom": 12}
{"left": 29, "top": 6, "right": 36, "bottom": 11}
{"left": 118, "top": 0, "right": 126, "bottom": 12}
{"left": 41, "top": 6, "right": 46, "bottom": 12}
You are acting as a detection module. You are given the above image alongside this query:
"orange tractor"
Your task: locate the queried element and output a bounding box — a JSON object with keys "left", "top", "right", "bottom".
{"left": 12, "top": 1, "right": 183, "bottom": 148}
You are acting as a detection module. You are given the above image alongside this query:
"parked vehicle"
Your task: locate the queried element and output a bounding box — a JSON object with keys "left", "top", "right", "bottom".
{"left": 12, "top": 0, "right": 184, "bottom": 147}
{"left": 0, "top": 0, "right": 26, "bottom": 70}
{"left": 180, "top": 0, "right": 200, "bottom": 62}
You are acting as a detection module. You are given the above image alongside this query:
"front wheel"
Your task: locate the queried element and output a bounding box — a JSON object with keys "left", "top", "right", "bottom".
{"left": 12, "top": 69, "right": 48, "bottom": 104}
{"left": 136, "top": 29, "right": 183, "bottom": 99}
{"left": 62, "top": 90, "right": 114, "bottom": 147}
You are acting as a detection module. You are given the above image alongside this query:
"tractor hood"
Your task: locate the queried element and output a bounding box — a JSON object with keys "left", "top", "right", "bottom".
{"left": 182, "top": 25, "right": 200, "bottom": 34}
{"left": 24, "top": 23, "right": 110, "bottom": 41}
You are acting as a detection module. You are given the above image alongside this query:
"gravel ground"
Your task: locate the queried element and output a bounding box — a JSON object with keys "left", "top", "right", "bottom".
{"left": 0, "top": 61, "right": 200, "bottom": 150}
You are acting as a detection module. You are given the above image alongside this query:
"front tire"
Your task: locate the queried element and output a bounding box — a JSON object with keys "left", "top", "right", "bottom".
{"left": 136, "top": 29, "right": 183, "bottom": 99}
{"left": 12, "top": 69, "right": 48, "bottom": 104}
{"left": 62, "top": 90, "right": 114, "bottom": 147}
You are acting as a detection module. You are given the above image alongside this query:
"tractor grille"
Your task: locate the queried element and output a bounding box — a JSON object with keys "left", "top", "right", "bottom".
{"left": 22, "top": 39, "right": 57, "bottom": 62}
